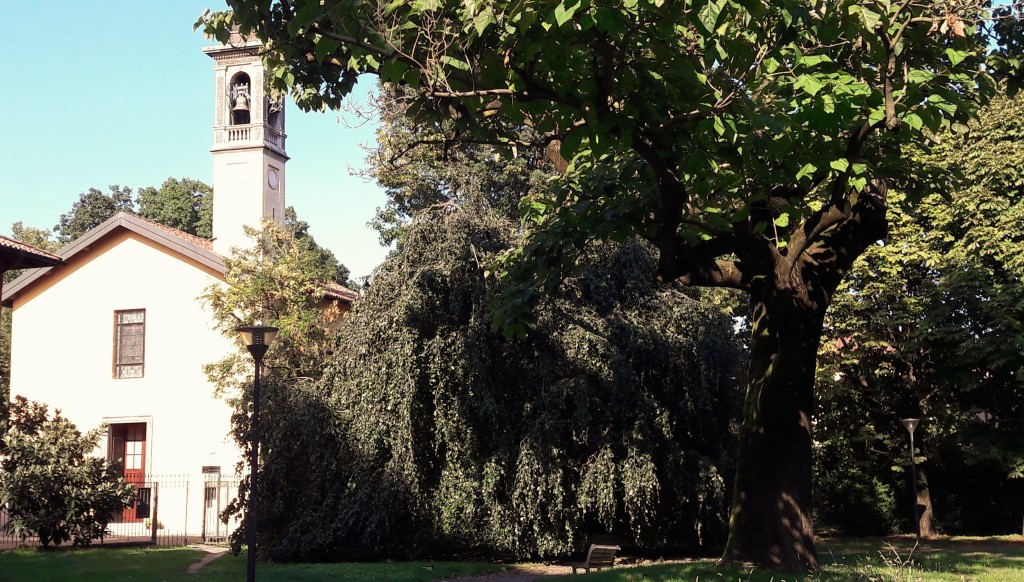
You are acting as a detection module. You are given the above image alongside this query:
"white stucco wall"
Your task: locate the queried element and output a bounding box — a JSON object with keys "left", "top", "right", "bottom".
{"left": 211, "top": 148, "right": 287, "bottom": 257}
{"left": 9, "top": 230, "right": 241, "bottom": 483}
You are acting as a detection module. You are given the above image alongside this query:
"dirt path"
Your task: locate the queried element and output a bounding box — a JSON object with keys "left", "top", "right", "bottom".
{"left": 186, "top": 544, "right": 230, "bottom": 575}
{"left": 444, "top": 563, "right": 567, "bottom": 581}
{"left": 444, "top": 558, "right": 708, "bottom": 581}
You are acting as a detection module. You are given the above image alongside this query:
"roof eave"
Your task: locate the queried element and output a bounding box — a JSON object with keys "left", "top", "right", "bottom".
{"left": 2, "top": 213, "right": 224, "bottom": 306}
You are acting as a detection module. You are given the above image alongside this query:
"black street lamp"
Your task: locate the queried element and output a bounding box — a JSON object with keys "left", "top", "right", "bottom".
{"left": 236, "top": 325, "right": 277, "bottom": 582}
{"left": 901, "top": 418, "right": 921, "bottom": 542}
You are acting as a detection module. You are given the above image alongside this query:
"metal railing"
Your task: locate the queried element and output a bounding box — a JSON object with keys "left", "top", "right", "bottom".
{"left": 1, "top": 474, "right": 242, "bottom": 549}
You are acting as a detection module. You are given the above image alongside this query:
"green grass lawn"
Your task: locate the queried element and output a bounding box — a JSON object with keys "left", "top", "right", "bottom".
{"left": 196, "top": 553, "right": 503, "bottom": 581}
{"left": 0, "top": 537, "right": 1020, "bottom": 582}
{"left": 540, "top": 537, "right": 1024, "bottom": 582}
{"left": 0, "top": 546, "right": 504, "bottom": 582}
{"left": 0, "top": 546, "right": 205, "bottom": 582}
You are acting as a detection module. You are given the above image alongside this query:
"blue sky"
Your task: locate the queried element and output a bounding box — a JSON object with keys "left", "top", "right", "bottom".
{"left": 0, "top": 1, "right": 390, "bottom": 279}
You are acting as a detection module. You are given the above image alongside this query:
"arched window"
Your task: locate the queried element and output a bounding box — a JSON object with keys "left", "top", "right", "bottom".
{"left": 228, "top": 72, "right": 251, "bottom": 125}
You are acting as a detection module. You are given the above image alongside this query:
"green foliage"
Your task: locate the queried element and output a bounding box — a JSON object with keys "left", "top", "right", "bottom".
{"left": 42, "top": 178, "right": 215, "bottom": 245}
{"left": 0, "top": 397, "right": 136, "bottom": 547}
{"left": 813, "top": 427, "right": 901, "bottom": 536}
{"left": 197, "top": 1, "right": 1017, "bottom": 312}
{"left": 198, "top": 1, "right": 1024, "bottom": 567}
{"left": 201, "top": 219, "right": 347, "bottom": 391}
{"left": 285, "top": 205, "right": 744, "bottom": 560}
{"left": 232, "top": 87, "right": 745, "bottom": 560}
{"left": 54, "top": 185, "right": 135, "bottom": 243}
{"left": 136, "top": 177, "right": 213, "bottom": 238}
{"left": 365, "top": 86, "right": 546, "bottom": 246}
{"left": 8, "top": 222, "right": 59, "bottom": 255}
{"left": 816, "top": 92, "right": 1024, "bottom": 536}
{"left": 235, "top": 376, "right": 354, "bottom": 561}
{"left": 200, "top": 218, "right": 352, "bottom": 557}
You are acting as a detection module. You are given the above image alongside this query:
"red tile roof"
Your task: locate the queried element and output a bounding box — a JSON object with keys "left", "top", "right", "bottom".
{"left": 128, "top": 214, "right": 214, "bottom": 251}
{"left": 325, "top": 281, "right": 359, "bottom": 302}
{"left": 0, "top": 234, "right": 63, "bottom": 267}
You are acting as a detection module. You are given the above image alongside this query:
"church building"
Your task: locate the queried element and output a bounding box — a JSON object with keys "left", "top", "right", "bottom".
{"left": 2, "top": 32, "right": 354, "bottom": 542}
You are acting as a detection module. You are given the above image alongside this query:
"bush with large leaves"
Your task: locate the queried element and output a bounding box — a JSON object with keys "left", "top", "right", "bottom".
{"left": 0, "top": 397, "right": 136, "bottom": 547}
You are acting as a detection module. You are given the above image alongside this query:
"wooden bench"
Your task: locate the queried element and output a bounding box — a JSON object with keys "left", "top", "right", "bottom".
{"left": 570, "top": 543, "right": 621, "bottom": 574}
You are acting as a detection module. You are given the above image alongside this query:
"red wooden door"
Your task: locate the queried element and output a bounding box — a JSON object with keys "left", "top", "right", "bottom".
{"left": 110, "top": 423, "right": 147, "bottom": 522}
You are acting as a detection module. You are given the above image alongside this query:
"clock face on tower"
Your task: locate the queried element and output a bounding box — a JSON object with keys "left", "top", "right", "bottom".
{"left": 268, "top": 168, "right": 280, "bottom": 190}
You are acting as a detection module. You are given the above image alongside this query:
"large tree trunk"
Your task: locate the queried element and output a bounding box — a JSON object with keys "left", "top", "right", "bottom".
{"left": 667, "top": 180, "right": 889, "bottom": 572}
{"left": 720, "top": 284, "right": 826, "bottom": 571}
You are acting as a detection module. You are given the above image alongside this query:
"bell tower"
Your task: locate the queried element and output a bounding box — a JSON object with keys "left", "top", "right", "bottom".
{"left": 203, "top": 31, "right": 288, "bottom": 256}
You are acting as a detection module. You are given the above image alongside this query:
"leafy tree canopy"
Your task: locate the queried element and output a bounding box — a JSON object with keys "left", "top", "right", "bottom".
{"left": 54, "top": 185, "right": 135, "bottom": 243}
{"left": 365, "top": 85, "right": 548, "bottom": 245}
{"left": 136, "top": 177, "right": 213, "bottom": 238}
{"left": 815, "top": 91, "right": 1024, "bottom": 536}
{"left": 200, "top": 218, "right": 351, "bottom": 556}
{"left": 199, "top": 0, "right": 1024, "bottom": 569}
{"left": 202, "top": 219, "right": 348, "bottom": 398}
{"left": 284, "top": 207, "right": 353, "bottom": 286}
{"left": 8, "top": 223, "right": 59, "bottom": 255}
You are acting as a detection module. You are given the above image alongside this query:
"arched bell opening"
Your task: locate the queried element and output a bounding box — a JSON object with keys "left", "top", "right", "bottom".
{"left": 267, "top": 95, "right": 284, "bottom": 131}
{"left": 229, "top": 72, "right": 251, "bottom": 125}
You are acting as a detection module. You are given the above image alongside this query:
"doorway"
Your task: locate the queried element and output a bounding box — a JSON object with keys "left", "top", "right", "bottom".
{"left": 108, "top": 422, "right": 148, "bottom": 523}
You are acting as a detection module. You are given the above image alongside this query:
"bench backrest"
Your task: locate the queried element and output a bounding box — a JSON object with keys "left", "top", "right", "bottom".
{"left": 585, "top": 544, "right": 621, "bottom": 567}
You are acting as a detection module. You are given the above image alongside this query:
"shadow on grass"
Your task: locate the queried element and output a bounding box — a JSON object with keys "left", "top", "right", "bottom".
{"left": 195, "top": 552, "right": 505, "bottom": 581}
{"left": 534, "top": 538, "right": 1024, "bottom": 582}
{"left": 2, "top": 537, "right": 1022, "bottom": 582}
{"left": 0, "top": 546, "right": 205, "bottom": 582}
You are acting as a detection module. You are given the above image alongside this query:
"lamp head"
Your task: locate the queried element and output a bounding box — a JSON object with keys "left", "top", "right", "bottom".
{"left": 901, "top": 418, "right": 921, "bottom": 435}
{"left": 236, "top": 325, "right": 278, "bottom": 362}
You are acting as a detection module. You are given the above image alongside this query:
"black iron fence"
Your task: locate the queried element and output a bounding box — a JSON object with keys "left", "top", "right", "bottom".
{"left": 1, "top": 474, "right": 242, "bottom": 550}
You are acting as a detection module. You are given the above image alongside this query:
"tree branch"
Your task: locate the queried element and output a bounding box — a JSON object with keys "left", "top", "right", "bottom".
{"left": 798, "top": 178, "right": 889, "bottom": 297}
{"left": 659, "top": 232, "right": 777, "bottom": 291}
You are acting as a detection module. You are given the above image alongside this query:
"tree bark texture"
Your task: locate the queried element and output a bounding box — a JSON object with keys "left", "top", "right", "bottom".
{"left": 714, "top": 182, "right": 890, "bottom": 571}
{"left": 719, "top": 283, "right": 825, "bottom": 571}
{"left": 916, "top": 467, "right": 937, "bottom": 538}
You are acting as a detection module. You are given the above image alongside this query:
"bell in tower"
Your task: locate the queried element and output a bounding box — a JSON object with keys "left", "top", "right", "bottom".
{"left": 229, "top": 75, "right": 251, "bottom": 125}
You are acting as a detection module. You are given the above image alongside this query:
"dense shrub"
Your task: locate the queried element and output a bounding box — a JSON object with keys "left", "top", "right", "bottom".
{"left": 0, "top": 397, "right": 135, "bottom": 547}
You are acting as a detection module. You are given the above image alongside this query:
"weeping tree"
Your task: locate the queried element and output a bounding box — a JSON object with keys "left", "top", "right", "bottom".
{"left": 315, "top": 204, "right": 744, "bottom": 560}
{"left": 200, "top": 0, "right": 1024, "bottom": 569}
{"left": 228, "top": 88, "right": 745, "bottom": 560}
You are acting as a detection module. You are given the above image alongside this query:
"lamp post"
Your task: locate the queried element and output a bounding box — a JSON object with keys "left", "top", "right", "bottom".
{"left": 236, "top": 325, "right": 277, "bottom": 582}
{"left": 901, "top": 418, "right": 921, "bottom": 542}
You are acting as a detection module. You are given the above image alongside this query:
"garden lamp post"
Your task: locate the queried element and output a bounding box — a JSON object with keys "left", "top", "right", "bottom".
{"left": 237, "top": 325, "right": 277, "bottom": 582}
{"left": 901, "top": 418, "right": 921, "bottom": 542}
